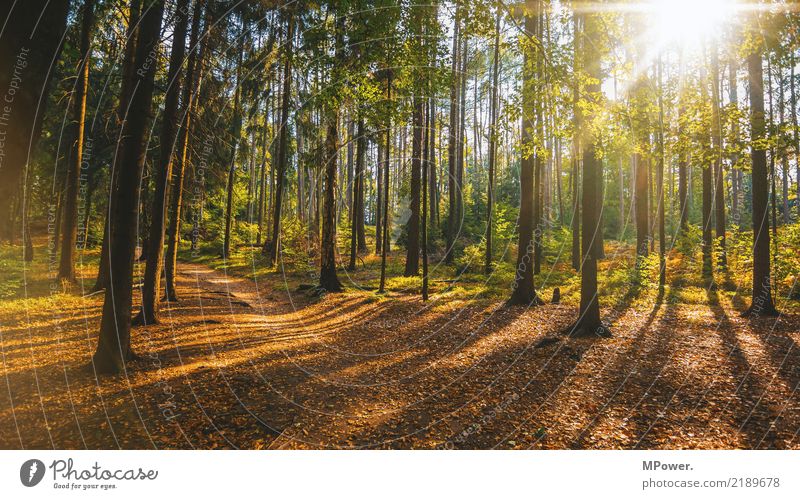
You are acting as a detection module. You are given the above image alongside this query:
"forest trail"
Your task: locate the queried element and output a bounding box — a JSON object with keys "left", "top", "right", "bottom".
{"left": 1, "top": 260, "right": 798, "bottom": 449}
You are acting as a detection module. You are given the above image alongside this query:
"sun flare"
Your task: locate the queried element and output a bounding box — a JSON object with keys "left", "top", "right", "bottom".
{"left": 650, "top": 0, "right": 736, "bottom": 49}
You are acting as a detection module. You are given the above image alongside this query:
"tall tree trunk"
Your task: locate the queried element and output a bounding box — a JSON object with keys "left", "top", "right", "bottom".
{"left": 404, "top": 98, "right": 423, "bottom": 276}
{"left": 429, "top": 103, "right": 439, "bottom": 231}
{"left": 445, "top": 6, "right": 461, "bottom": 264}
{"left": 320, "top": 115, "right": 343, "bottom": 291}
{"left": 264, "top": 12, "right": 294, "bottom": 264}
{"left": 223, "top": 32, "right": 244, "bottom": 259}
{"left": 744, "top": 44, "right": 778, "bottom": 316}
{"left": 792, "top": 50, "right": 800, "bottom": 223}
{"left": 729, "top": 58, "right": 741, "bottom": 225}
{"left": 376, "top": 140, "right": 383, "bottom": 255}
{"left": 486, "top": 7, "right": 500, "bottom": 275}
{"left": 378, "top": 73, "right": 392, "bottom": 293}
{"left": 570, "top": 8, "right": 610, "bottom": 338}
{"left": 356, "top": 120, "right": 367, "bottom": 252}
{"left": 135, "top": 0, "right": 189, "bottom": 324}
{"left": 58, "top": 0, "right": 95, "bottom": 282}
{"left": 657, "top": 56, "right": 666, "bottom": 288}
{"left": 710, "top": 42, "right": 726, "bottom": 270}
{"left": 422, "top": 100, "right": 430, "bottom": 301}
{"left": 93, "top": 0, "right": 165, "bottom": 374}
{"left": 348, "top": 118, "right": 366, "bottom": 270}
{"left": 319, "top": 15, "right": 344, "bottom": 293}
{"left": 508, "top": 0, "right": 542, "bottom": 306}
{"left": 570, "top": 12, "right": 581, "bottom": 271}
{"left": 635, "top": 153, "right": 649, "bottom": 257}
{"left": 164, "top": 0, "right": 205, "bottom": 302}
{"left": 96, "top": 0, "right": 143, "bottom": 292}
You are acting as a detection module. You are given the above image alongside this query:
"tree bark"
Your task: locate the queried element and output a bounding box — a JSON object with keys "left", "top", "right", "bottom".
{"left": 58, "top": 0, "right": 95, "bottom": 282}
{"left": 570, "top": 8, "right": 609, "bottom": 337}
{"left": 135, "top": 0, "right": 189, "bottom": 324}
{"left": 508, "top": 0, "right": 542, "bottom": 306}
{"left": 445, "top": 6, "right": 461, "bottom": 264}
{"left": 486, "top": 7, "right": 500, "bottom": 275}
{"left": 744, "top": 46, "right": 778, "bottom": 316}
{"left": 94, "top": 0, "right": 142, "bottom": 292}
{"left": 264, "top": 12, "right": 294, "bottom": 265}
{"left": 164, "top": 0, "right": 205, "bottom": 302}
{"left": 710, "top": 42, "right": 726, "bottom": 270}
{"left": 93, "top": 0, "right": 165, "bottom": 374}
{"left": 404, "top": 98, "right": 423, "bottom": 276}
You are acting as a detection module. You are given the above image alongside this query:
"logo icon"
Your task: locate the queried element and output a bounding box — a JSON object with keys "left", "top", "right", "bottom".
{"left": 20, "top": 459, "right": 45, "bottom": 487}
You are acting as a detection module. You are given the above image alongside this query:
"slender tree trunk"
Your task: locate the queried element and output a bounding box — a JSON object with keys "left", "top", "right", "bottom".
{"left": 792, "top": 50, "right": 800, "bottom": 223}
{"left": 320, "top": 114, "right": 343, "bottom": 292}
{"left": 93, "top": 0, "right": 165, "bottom": 374}
{"left": 376, "top": 140, "right": 383, "bottom": 255}
{"left": 570, "top": 9, "right": 610, "bottom": 338}
{"left": 445, "top": 6, "right": 461, "bottom": 264}
{"left": 94, "top": 0, "right": 142, "bottom": 292}
{"left": 319, "top": 15, "right": 344, "bottom": 293}
{"left": 508, "top": 0, "right": 542, "bottom": 306}
{"left": 356, "top": 120, "right": 367, "bottom": 252}
{"left": 729, "top": 58, "right": 741, "bottom": 225}
{"left": 223, "top": 33, "right": 244, "bottom": 259}
{"left": 422, "top": 100, "right": 430, "bottom": 301}
{"left": 710, "top": 42, "right": 726, "bottom": 270}
{"left": 744, "top": 45, "right": 778, "bottom": 316}
{"left": 135, "top": 0, "right": 189, "bottom": 325}
{"left": 58, "top": 0, "right": 94, "bottom": 282}
{"left": 348, "top": 118, "right": 366, "bottom": 270}
{"left": 429, "top": 103, "right": 439, "bottom": 231}
{"left": 379, "top": 74, "right": 392, "bottom": 293}
{"left": 264, "top": 12, "right": 294, "bottom": 264}
{"left": 165, "top": 0, "right": 205, "bottom": 302}
{"left": 571, "top": 12, "right": 581, "bottom": 271}
{"left": 635, "top": 153, "right": 649, "bottom": 258}
{"left": 486, "top": 8, "right": 500, "bottom": 275}
{"left": 404, "top": 98, "right": 423, "bottom": 276}
{"left": 657, "top": 56, "right": 666, "bottom": 288}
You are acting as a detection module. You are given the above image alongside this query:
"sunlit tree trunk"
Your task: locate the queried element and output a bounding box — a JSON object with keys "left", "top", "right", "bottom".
{"left": 570, "top": 12, "right": 581, "bottom": 271}
{"left": 58, "top": 0, "right": 95, "bottom": 282}
{"left": 508, "top": 0, "right": 542, "bottom": 307}
{"left": 264, "top": 12, "right": 294, "bottom": 265}
{"left": 569, "top": 7, "right": 610, "bottom": 338}
{"left": 223, "top": 31, "right": 244, "bottom": 260}
{"left": 485, "top": 7, "right": 500, "bottom": 275}
{"left": 404, "top": 98, "right": 423, "bottom": 276}
{"left": 709, "top": 42, "right": 726, "bottom": 270}
{"left": 136, "top": 0, "right": 189, "bottom": 325}
{"left": 744, "top": 41, "right": 778, "bottom": 317}
{"left": 165, "top": 0, "right": 205, "bottom": 302}
{"left": 378, "top": 73, "right": 392, "bottom": 293}
{"left": 93, "top": 0, "right": 165, "bottom": 374}
{"left": 445, "top": 6, "right": 461, "bottom": 264}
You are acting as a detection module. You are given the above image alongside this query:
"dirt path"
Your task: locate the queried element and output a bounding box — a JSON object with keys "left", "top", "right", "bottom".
{"left": 1, "top": 261, "right": 798, "bottom": 449}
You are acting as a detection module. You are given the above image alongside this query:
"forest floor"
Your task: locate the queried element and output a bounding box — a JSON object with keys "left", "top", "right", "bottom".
{"left": 1, "top": 239, "right": 800, "bottom": 449}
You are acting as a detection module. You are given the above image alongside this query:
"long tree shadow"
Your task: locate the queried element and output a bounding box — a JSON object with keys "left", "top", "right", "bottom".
{"left": 706, "top": 288, "right": 786, "bottom": 449}
{"left": 568, "top": 289, "right": 669, "bottom": 449}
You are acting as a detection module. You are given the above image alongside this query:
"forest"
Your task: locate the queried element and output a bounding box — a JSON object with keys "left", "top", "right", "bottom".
{"left": 1, "top": 0, "right": 799, "bottom": 450}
